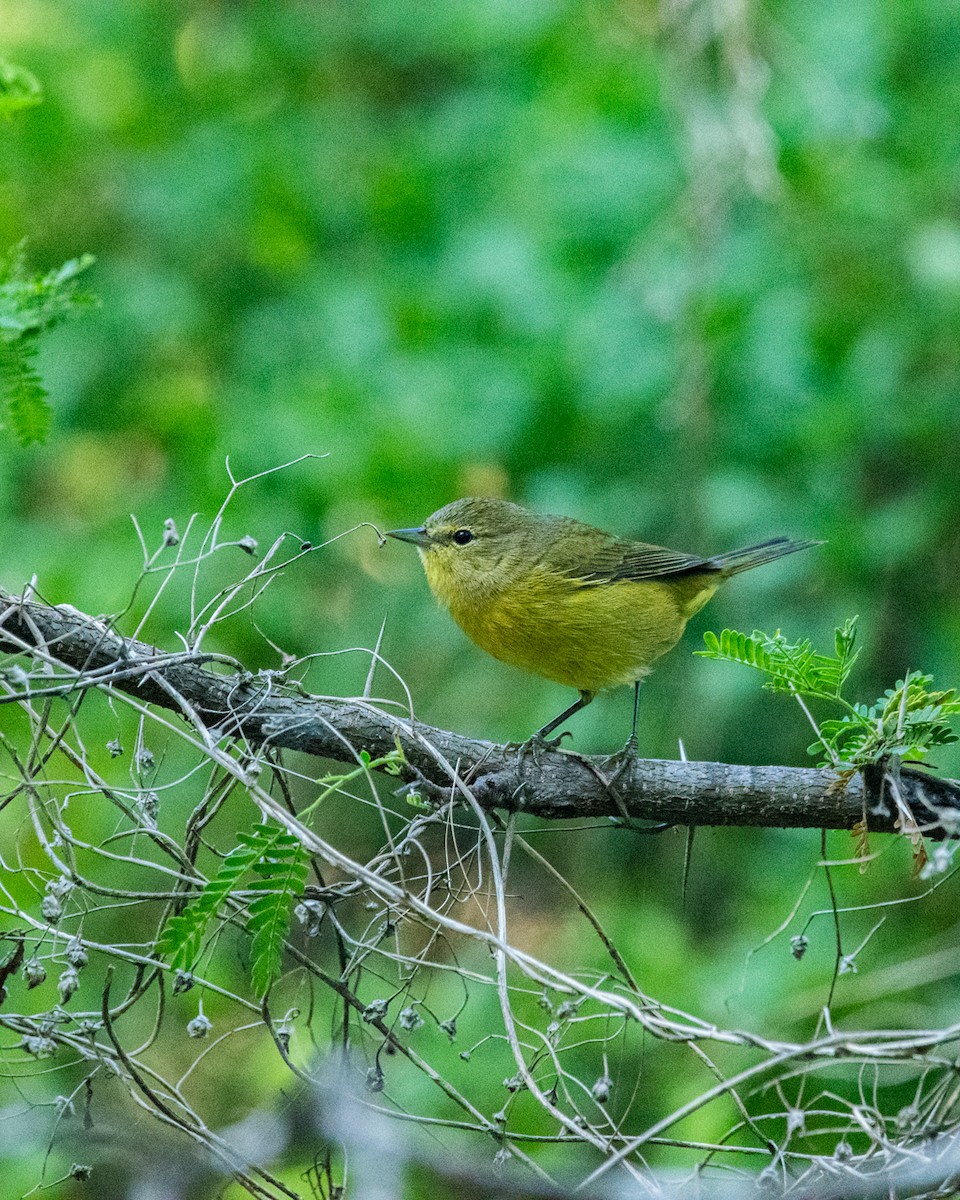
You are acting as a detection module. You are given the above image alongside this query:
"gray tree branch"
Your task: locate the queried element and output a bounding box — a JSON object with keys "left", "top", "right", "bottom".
{"left": 1, "top": 589, "right": 957, "bottom": 834}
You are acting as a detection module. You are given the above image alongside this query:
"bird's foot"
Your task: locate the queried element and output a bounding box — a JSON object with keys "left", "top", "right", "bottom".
{"left": 594, "top": 735, "right": 654, "bottom": 831}
{"left": 601, "top": 734, "right": 639, "bottom": 788}
{"left": 508, "top": 729, "right": 573, "bottom": 768}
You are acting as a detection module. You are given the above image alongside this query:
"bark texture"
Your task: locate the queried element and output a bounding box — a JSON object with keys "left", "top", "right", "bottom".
{"left": 2, "top": 590, "right": 957, "bottom": 833}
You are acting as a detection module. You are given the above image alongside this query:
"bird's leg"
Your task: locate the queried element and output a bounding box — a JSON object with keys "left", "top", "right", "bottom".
{"left": 585, "top": 684, "right": 664, "bottom": 831}
{"left": 509, "top": 691, "right": 595, "bottom": 761}
{"left": 625, "top": 680, "right": 641, "bottom": 755}
{"left": 516, "top": 685, "right": 670, "bottom": 834}
{"left": 599, "top": 682, "right": 643, "bottom": 804}
{"left": 604, "top": 682, "right": 641, "bottom": 767}
{"left": 596, "top": 687, "right": 682, "bottom": 835}
{"left": 534, "top": 690, "right": 595, "bottom": 743}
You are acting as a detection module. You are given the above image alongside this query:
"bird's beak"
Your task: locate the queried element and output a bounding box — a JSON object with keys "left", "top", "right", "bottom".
{"left": 386, "top": 526, "right": 432, "bottom": 548}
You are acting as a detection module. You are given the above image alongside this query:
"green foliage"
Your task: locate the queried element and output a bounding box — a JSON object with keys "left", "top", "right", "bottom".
{"left": 0, "top": 251, "right": 96, "bottom": 337}
{"left": 700, "top": 620, "right": 960, "bottom": 767}
{"left": 0, "top": 250, "right": 96, "bottom": 445}
{"left": 0, "top": 60, "right": 41, "bottom": 119}
{"left": 0, "top": 59, "right": 93, "bottom": 446}
{"left": 157, "top": 753, "right": 402, "bottom": 992}
{"left": 817, "top": 677, "right": 960, "bottom": 767}
{"left": 308, "top": 747, "right": 405, "bottom": 805}
{"left": 0, "top": 339, "right": 49, "bottom": 446}
{"left": 701, "top": 619, "right": 860, "bottom": 703}
{"left": 157, "top": 823, "right": 306, "bottom": 996}
{"left": 245, "top": 830, "right": 309, "bottom": 996}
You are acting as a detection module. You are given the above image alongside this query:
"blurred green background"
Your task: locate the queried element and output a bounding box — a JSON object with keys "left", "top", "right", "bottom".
{"left": 3, "top": 0, "right": 959, "bottom": 765}
{"left": 3, "top": 0, "right": 960, "bottom": 1193}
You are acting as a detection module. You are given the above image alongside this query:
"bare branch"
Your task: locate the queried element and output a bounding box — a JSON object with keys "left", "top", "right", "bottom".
{"left": 2, "top": 590, "right": 957, "bottom": 834}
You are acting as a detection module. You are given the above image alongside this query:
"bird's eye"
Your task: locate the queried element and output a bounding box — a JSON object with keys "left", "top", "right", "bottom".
{"left": 453, "top": 529, "right": 473, "bottom": 546}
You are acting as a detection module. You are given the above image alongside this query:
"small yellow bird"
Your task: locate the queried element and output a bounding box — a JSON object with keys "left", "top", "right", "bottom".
{"left": 388, "top": 498, "right": 818, "bottom": 748}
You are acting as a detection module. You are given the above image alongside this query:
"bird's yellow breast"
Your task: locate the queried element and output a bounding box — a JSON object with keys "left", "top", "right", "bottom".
{"left": 422, "top": 555, "right": 718, "bottom": 693}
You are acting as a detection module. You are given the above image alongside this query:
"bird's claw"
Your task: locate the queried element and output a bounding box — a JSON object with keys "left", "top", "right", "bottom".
{"left": 590, "top": 735, "right": 645, "bottom": 830}
{"left": 508, "top": 729, "right": 572, "bottom": 769}
{"left": 601, "top": 734, "right": 639, "bottom": 787}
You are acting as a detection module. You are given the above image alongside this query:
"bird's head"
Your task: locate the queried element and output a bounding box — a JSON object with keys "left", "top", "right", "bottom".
{"left": 387, "top": 497, "right": 537, "bottom": 604}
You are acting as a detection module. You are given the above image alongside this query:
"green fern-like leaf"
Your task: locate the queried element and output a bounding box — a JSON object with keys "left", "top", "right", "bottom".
{"left": 0, "top": 249, "right": 96, "bottom": 445}
{"left": 157, "top": 826, "right": 276, "bottom": 969}
{"left": 699, "top": 621, "right": 860, "bottom": 702}
{"left": 809, "top": 678, "right": 960, "bottom": 766}
{"left": 833, "top": 618, "right": 860, "bottom": 688}
{"left": 700, "top": 629, "right": 772, "bottom": 673}
{"left": 158, "top": 823, "right": 306, "bottom": 992}
{"left": 703, "top": 619, "right": 960, "bottom": 769}
{"left": 247, "top": 834, "right": 307, "bottom": 995}
{"left": 873, "top": 675, "right": 960, "bottom": 761}
{"left": 0, "top": 339, "right": 50, "bottom": 446}
{"left": 0, "top": 249, "right": 96, "bottom": 335}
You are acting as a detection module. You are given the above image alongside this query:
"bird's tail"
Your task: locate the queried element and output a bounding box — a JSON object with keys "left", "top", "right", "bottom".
{"left": 709, "top": 537, "right": 823, "bottom": 576}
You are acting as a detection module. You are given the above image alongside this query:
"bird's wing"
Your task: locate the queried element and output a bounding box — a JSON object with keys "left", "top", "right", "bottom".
{"left": 552, "top": 531, "right": 717, "bottom": 584}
